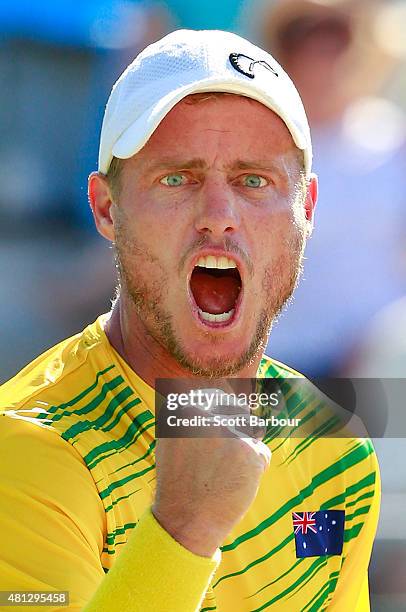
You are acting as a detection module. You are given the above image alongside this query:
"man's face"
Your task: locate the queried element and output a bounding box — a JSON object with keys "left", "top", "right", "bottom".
{"left": 109, "top": 95, "right": 314, "bottom": 376}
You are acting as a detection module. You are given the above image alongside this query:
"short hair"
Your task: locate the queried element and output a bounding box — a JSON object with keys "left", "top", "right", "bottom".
{"left": 105, "top": 155, "right": 123, "bottom": 202}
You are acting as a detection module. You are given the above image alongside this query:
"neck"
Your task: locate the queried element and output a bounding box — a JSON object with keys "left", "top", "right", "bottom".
{"left": 104, "top": 297, "right": 264, "bottom": 390}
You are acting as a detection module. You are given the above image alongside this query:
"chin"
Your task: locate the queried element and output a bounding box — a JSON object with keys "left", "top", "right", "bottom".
{"left": 169, "top": 328, "right": 267, "bottom": 379}
{"left": 175, "top": 353, "right": 248, "bottom": 379}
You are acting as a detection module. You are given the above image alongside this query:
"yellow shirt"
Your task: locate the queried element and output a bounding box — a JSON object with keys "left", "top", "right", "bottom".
{"left": 0, "top": 315, "right": 380, "bottom": 611}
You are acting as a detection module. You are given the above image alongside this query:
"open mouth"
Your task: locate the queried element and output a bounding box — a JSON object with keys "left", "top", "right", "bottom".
{"left": 189, "top": 255, "right": 242, "bottom": 325}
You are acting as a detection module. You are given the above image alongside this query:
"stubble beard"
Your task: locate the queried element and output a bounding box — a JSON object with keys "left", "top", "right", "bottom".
{"left": 114, "top": 227, "right": 305, "bottom": 378}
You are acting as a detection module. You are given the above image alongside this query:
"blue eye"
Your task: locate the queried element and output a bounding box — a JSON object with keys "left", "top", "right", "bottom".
{"left": 160, "top": 173, "right": 186, "bottom": 187}
{"left": 243, "top": 174, "right": 267, "bottom": 188}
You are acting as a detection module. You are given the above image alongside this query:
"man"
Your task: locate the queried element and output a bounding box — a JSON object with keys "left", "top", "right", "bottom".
{"left": 0, "top": 30, "right": 379, "bottom": 611}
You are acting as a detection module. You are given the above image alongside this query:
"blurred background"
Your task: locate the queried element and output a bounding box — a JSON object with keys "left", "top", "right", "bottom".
{"left": 1, "top": 0, "right": 405, "bottom": 608}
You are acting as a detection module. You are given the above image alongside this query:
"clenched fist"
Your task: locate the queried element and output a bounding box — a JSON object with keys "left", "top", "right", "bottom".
{"left": 152, "top": 389, "right": 271, "bottom": 557}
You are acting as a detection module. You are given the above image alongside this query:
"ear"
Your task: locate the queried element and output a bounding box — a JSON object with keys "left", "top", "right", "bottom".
{"left": 304, "top": 173, "right": 318, "bottom": 235}
{"left": 88, "top": 172, "right": 116, "bottom": 242}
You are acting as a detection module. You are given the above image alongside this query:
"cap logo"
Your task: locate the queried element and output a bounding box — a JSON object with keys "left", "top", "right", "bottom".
{"left": 229, "top": 53, "right": 278, "bottom": 80}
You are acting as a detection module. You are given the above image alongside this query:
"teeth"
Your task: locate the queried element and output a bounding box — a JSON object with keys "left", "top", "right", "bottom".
{"left": 196, "top": 256, "right": 237, "bottom": 269}
{"left": 218, "top": 256, "right": 229, "bottom": 269}
{"left": 206, "top": 255, "right": 217, "bottom": 268}
{"left": 199, "top": 309, "right": 235, "bottom": 323}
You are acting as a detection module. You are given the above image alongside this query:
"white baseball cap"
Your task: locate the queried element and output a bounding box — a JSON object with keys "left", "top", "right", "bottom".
{"left": 98, "top": 29, "right": 312, "bottom": 176}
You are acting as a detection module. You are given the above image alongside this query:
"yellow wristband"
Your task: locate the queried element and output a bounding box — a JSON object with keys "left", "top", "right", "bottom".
{"left": 84, "top": 508, "right": 221, "bottom": 611}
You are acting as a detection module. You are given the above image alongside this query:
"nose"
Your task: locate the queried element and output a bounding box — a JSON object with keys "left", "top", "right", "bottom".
{"left": 194, "top": 177, "right": 240, "bottom": 239}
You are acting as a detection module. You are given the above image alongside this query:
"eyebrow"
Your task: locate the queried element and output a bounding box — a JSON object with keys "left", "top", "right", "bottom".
{"left": 142, "top": 158, "right": 208, "bottom": 171}
{"left": 231, "top": 160, "right": 281, "bottom": 172}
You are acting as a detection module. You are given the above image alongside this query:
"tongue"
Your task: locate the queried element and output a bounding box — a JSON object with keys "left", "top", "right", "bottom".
{"left": 190, "top": 269, "right": 241, "bottom": 315}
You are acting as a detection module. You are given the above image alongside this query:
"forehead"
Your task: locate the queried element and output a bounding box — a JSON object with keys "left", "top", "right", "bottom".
{"left": 132, "top": 93, "right": 298, "bottom": 164}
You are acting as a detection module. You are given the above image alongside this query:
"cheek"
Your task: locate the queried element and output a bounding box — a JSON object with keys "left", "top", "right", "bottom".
{"left": 115, "top": 194, "right": 166, "bottom": 254}
{"left": 252, "top": 208, "right": 300, "bottom": 255}
{"left": 122, "top": 189, "right": 193, "bottom": 256}
{"left": 250, "top": 215, "right": 304, "bottom": 290}
{"left": 115, "top": 213, "right": 187, "bottom": 298}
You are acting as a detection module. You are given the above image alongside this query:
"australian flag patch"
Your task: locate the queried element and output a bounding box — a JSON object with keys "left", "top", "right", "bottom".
{"left": 292, "top": 510, "right": 345, "bottom": 558}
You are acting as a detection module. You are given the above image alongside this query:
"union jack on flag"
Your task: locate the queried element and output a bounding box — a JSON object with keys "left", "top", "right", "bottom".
{"left": 292, "top": 511, "right": 317, "bottom": 535}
